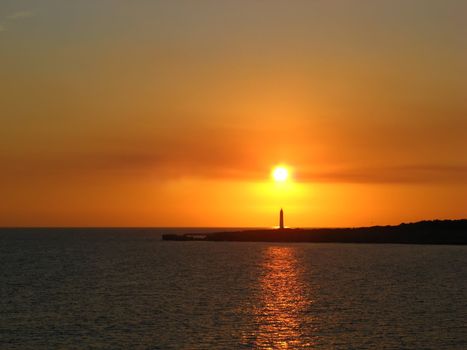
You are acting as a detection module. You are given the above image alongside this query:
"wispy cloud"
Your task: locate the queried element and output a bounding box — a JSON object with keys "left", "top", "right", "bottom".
{"left": 3, "top": 145, "right": 467, "bottom": 185}
{"left": 6, "top": 11, "right": 34, "bottom": 20}
{"left": 297, "top": 165, "right": 467, "bottom": 184}
{"left": 0, "top": 10, "right": 35, "bottom": 33}
{"left": 1, "top": 126, "right": 466, "bottom": 184}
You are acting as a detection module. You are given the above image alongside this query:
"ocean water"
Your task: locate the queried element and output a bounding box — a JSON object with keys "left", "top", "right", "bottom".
{"left": 1, "top": 228, "right": 466, "bottom": 349}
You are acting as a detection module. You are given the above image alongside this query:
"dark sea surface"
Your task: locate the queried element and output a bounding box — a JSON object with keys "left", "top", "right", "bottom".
{"left": 1, "top": 228, "right": 466, "bottom": 349}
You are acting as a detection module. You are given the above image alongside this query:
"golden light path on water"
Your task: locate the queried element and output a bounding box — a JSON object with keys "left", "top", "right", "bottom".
{"left": 246, "top": 246, "right": 317, "bottom": 349}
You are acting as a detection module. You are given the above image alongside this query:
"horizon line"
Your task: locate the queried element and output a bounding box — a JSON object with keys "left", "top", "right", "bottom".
{"left": 1, "top": 218, "right": 465, "bottom": 230}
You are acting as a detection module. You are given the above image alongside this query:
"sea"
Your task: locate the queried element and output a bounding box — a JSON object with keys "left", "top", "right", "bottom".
{"left": 1, "top": 228, "right": 466, "bottom": 349}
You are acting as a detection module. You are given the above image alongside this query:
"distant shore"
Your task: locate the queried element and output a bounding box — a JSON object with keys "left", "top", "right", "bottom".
{"left": 162, "top": 219, "right": 467, "bottom": 244}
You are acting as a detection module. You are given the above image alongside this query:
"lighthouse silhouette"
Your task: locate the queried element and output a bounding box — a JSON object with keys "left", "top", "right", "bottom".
{"left": 279, "top": 208, "right": 284, "bottom": 229}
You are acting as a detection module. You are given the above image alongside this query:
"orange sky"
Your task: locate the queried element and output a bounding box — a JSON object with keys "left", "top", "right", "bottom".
{"left": 1, "top": 1, "right": 466, "bottom": 227}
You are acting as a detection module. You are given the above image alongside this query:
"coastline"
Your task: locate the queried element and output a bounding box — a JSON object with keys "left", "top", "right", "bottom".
{"left": 162, "top": 219, "right": 467, "bottom": 244}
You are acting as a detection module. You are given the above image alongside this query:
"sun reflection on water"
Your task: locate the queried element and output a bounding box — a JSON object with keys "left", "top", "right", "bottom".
{"left": 245, "top": 246, "right": 316, "bottom": 349}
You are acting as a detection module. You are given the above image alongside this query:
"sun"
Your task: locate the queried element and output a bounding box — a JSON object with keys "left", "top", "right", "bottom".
{"left": 272, "top": 166, "right": 289, "bottom": 182}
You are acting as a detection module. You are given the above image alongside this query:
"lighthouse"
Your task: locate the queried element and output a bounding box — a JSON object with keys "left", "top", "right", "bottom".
{"left": 279, "top": 208, "right": 284, "bottom": 229}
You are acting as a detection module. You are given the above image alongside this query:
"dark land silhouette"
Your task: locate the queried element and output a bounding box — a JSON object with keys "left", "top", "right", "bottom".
{"left": 162, "top": 219, "right": 467, "bottom": 244}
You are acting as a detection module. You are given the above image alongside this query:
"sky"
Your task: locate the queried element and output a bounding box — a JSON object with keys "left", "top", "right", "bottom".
{"left": 1, "top": 0, "right": 466, "bottom": 227}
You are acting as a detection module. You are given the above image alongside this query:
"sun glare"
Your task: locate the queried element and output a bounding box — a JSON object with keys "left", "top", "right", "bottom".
{"left": 272, "top": 166, "right": 289, "bottom": 182}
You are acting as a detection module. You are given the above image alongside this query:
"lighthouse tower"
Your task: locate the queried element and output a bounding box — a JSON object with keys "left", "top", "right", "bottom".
{"left": 279, "top": 208, "right": 284, "bottom": 229}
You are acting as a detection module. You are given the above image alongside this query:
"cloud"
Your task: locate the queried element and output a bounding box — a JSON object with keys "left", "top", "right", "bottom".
{"left": 297, "top": 165, "right": 467, "bottom": 184}
{"left": 4, "top": 145, "right": 466, "bottom": 186}
{"left": 6, "top": 11, "right": 34, "bottom": 20}
{"left": 1, "top": 126, "right": 466, "bottom": 185}
{"left": 77, "top": 148, "right": 467, "bottom": 184}
{"left": 0, "top": 10, "right": 35, "bottom": 32}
